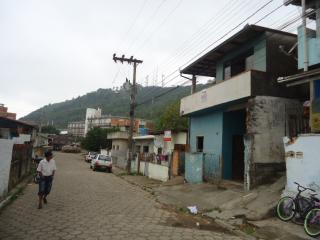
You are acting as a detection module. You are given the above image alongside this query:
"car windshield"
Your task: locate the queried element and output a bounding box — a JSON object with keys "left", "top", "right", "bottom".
{"left": 98, "top": 155, "right": 111, "bottom": 161}
{"left": 90, "top": 152, "right": 97, "bottom": 156}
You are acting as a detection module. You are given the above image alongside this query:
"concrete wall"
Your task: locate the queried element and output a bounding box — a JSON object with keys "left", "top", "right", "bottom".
{"left": 111, "top": 139, "right": 128, "bottom": 169}
{"left": 132, "top": 161, "right": 169, "bottom": 182}
{"left": 283, "top": 135, "right": 320, "bottom": 195}
{"left": 245, "top": 96, "right": 303, "bottom": 189}
{"left": 0, "top": 139, "right": 14, "bottom": 199}
{"left": 190, "top": 111, "right": 223, "bottom": 155}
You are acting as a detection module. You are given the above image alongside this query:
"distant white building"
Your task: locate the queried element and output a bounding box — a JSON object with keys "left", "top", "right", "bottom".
{"left": 84, "top": 108, "right": 102, "bottom": 135}
{"left": 67, "top": 121, "right": 85, "bottom": 138}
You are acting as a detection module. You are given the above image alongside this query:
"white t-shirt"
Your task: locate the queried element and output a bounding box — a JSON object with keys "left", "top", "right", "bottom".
{"left": 37, "top": 159, "right": 57, "bottom": 176}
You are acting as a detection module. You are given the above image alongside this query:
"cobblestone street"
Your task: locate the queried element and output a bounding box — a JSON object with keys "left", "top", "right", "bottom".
{"left": 0, "top": 152, "right": 242, "bottom": 240}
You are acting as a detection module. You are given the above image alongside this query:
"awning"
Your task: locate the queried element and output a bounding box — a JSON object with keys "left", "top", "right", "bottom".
{"left": 0, "top": 117, "right": 36, "bottom": 130}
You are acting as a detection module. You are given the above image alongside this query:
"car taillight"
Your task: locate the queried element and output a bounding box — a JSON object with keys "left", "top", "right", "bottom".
{"left": 95, "top": 161, "right": 99, "bottom": 165}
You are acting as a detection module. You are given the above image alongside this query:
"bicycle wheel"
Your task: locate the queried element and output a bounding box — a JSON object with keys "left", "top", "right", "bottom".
{"left": 277, "top": 196, "right": 296, "bottom": 221}
{"left": 304, "top": 208, "right": 320, "bottom": 237}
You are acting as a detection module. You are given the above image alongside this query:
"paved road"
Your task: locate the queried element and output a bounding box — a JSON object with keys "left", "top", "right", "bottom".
{"left": 0, "top": 152, "right": 241, "bottom": 240}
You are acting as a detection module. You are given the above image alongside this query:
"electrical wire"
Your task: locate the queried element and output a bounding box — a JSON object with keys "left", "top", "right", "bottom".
{"left": 136, "top": 7, "right": 315, "bottom": 107}
{"left": 138, "top": 0, "right": 276, "bottom": 100}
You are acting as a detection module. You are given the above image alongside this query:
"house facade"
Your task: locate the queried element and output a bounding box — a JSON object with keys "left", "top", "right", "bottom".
{"left": 0, "top": 117, "right": 36, "bottom": 200}
{"left": 277, "top": 0, "right": 320, "bottom": 194}
{"left": 180, "top": 25, "right": 307, "bottom": 190}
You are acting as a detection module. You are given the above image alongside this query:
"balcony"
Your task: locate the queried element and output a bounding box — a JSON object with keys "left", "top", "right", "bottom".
{"left": 180, "top": 70, "right": 266, "bottom": 115}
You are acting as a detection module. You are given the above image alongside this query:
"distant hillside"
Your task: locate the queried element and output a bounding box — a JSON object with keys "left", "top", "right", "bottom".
{"left": 21, "top": 84, "right": 208, "bottom": 128}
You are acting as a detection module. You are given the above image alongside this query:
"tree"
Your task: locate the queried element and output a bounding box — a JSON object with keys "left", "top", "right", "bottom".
{"left": 155, "top": 101, "right": 188, "bottom": 131}
{"left": 41, "top": 125, "right": 60, "bottom": 134}
{"left": 81, "top": 127, "right": 118, "bottom": 151}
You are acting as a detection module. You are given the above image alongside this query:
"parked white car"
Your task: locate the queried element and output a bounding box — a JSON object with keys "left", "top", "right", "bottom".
{"left": 90, "top": 154, "right": 112, "bottom": 172}
{"left": 85, "top": 152, "right": 97, "bottom": 162}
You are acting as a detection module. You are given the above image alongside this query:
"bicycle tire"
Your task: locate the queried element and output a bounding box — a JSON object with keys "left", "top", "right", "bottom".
{"left": 277, "top": 196, "right": 296, "bottom": 221}
{"left": 304, "top": 208, "right": 320, "bottom": 237}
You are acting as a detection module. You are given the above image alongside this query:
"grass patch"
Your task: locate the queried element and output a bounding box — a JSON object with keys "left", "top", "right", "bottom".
{"left": 178, "top": 207, "right": 189, "bottom": 213}
{"left": 239, "top": 223, "right": 256, "bottom": 236}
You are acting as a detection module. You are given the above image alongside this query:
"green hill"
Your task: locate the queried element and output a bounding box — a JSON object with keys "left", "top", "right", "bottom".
{"left": 21, "top": 84, "right": 207, "bottom": 128}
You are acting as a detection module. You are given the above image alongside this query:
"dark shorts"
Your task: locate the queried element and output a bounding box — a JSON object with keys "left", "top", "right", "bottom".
{"left": 38, "top": 176, "right": 53, "bottom": 196}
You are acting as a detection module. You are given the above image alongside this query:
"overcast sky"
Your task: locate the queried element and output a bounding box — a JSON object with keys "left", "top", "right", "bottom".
{"left": 0, "top": 0, "right": 301, "bottom": 118}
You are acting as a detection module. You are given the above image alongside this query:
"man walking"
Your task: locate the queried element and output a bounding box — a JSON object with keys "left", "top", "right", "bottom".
{"left": 37, "top": 150, "right": 57, "bottom": 209}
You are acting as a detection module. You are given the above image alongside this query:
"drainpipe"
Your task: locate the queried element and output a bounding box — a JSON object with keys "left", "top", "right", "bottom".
{"left": 191, "top": 75, "right": 197, "bottom": 94}
{"left": 302, "top": 0, "right": 313, "bottom": 130}
{"left": 302, "top": 0, "right": 309, "bottom": 72}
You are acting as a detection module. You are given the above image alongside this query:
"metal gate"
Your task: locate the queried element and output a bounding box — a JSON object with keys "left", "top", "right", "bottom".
{"left": 8, "top": 144, "right": 32, "bottom": 192}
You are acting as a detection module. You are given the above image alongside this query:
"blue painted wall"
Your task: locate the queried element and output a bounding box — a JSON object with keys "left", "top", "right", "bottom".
{"left": 298, "top": 26, "right": 320, "bottom": 69}
{"left": 222, "top": 110, "right": 246, "bottom": 179}
{"left": 190, "top": 111, "right": 223, "bottom": 156}
{"left": 185, "top": 153, "right": 203, "bottom": 183}
{"left": 216, "top": 35, "right": 267, "bottom": 82}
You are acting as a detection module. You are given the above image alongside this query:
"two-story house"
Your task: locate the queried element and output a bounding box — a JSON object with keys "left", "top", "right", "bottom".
{"left": 180, "top": 24, "right": 308, "bottom": 190}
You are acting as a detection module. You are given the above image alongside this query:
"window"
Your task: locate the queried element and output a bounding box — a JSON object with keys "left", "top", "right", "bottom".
{"left": 112, "top": 145, "right": 115, "bottom": 150}
{"left": 223, "top": 64, "right": 231, "bottom": 80}
{"left": 196, "top": 136, "right": 204, "bottom": 152}
{"left": 116, "top": 145, "right": 119, "bottom": 150}
{"left": 143, "top": 146, "right": 149, "bottom": 153}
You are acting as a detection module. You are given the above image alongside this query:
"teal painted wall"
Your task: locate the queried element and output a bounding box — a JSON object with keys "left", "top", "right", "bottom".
{"left": 189, "top": 108, "right": 246, "bottom": 180}
{"left": 190, "top": 111, "right": 223, "bottom": 156}
{"left": 215, "top": 35, "right": 267, "bottom": 82}
{"left": 222, "top": 110, "right": 246, "bottom": 179}
{"left": 297, "top": 26, "right": 320, "bottom": 69}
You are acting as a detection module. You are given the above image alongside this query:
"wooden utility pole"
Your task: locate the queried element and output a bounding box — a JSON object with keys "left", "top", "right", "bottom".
{"left": 113, "top": 54, "right": 143, "bottom": 174}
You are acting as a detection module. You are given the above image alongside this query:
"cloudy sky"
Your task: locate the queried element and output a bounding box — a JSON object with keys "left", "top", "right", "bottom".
{"left": 0, "top": 0, "right": 301, "bottom": 118}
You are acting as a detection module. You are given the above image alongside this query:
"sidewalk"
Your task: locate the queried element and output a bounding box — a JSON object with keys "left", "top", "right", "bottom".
{"left": 113, "top": 167, "right": 309, "bottom": 240}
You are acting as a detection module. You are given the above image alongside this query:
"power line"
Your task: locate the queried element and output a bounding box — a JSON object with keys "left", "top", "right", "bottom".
{"left": 138, "top": 4, "right": 311, "bottom": 104}
{"left": 126, "top": 0, "right": 168, "bottom": 53}
{"left": 138, "top": 0, "right": 276, "bottom": 100}
{"left": 134, "top": 0, "right": 183, "bottom": 55}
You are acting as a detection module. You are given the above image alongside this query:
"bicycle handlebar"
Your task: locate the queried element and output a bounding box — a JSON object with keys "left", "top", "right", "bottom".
{"left": 294, "top": 181, "right": 316, "bottom": 192}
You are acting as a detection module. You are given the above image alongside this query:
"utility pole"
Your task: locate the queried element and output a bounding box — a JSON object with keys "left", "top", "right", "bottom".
{"left": 113, "top": 54, "right": 143, "bottom": 174}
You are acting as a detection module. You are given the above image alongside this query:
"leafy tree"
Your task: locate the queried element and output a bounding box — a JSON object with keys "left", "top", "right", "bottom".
{"left": 81, "top": 127, "right": 118, "bottom": 151}
{"left": 155, "top": 101, "right": 188, "bottom": 131}
{"left": 41, "top": 125, "right": 60, "bottom": 134}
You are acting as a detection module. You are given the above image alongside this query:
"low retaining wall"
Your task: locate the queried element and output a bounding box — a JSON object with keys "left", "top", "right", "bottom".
{"left": 0, "top": 139, "right": 14, "bottom": 199}
{"left": 132, "top": 161, "right": 169, "bottom": 182}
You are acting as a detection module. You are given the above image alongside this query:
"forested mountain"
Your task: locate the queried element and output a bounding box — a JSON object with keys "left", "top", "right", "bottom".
{"left": 21, "top": 84, "right": 208, "bottom": 128}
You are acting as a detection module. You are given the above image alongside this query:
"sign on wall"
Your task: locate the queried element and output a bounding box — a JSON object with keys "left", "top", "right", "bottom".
{"left": 164, "top": 130, "right": 172, "bottom": 142}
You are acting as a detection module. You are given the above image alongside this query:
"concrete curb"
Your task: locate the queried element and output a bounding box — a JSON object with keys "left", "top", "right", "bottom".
{"left": 0, "top": 175, "right": 32, "bottom": 212}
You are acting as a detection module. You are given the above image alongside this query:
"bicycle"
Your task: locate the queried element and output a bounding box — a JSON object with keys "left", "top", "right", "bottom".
{"left": 277, "top": 182, "right": 320, "bottom": 225}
